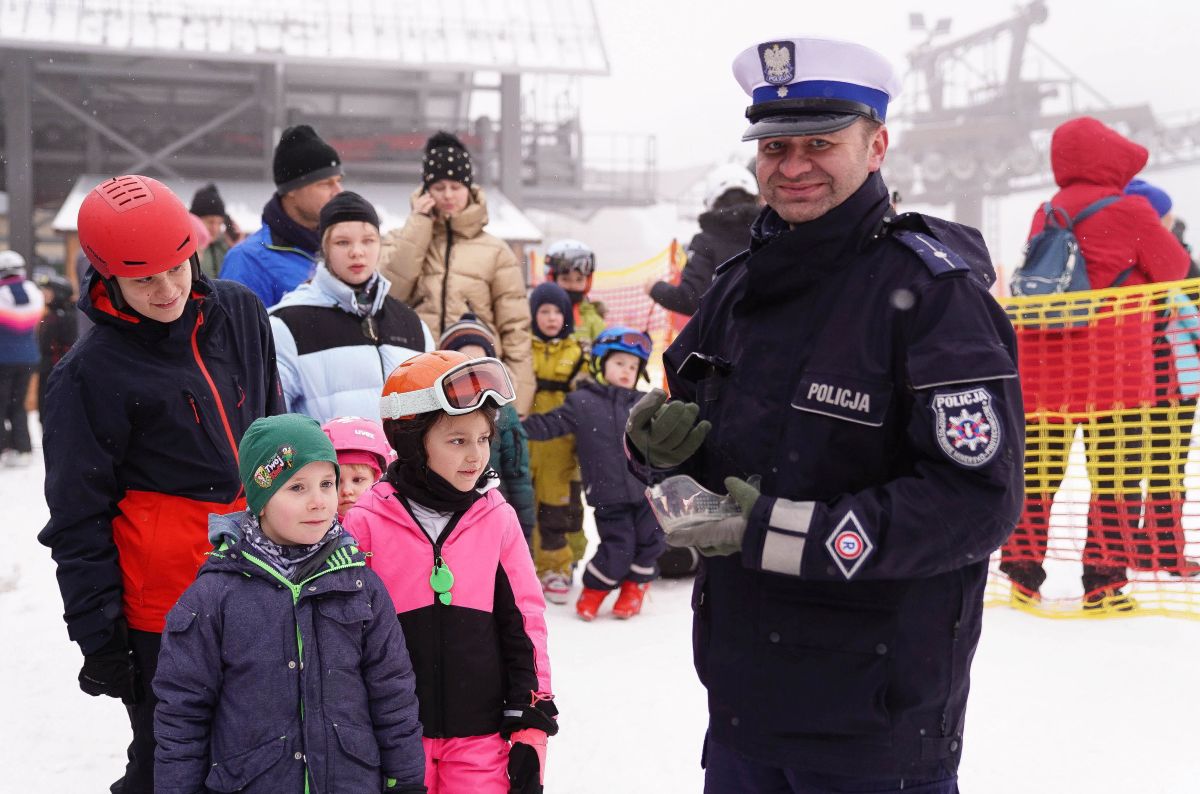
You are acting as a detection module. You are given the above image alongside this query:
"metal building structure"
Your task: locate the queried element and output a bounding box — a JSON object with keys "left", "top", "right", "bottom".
{"left": 887, "top": 0, "right": 1200, "bottom": 231}
{"left": 0, "top": 0, "right": 656, "bottom": 265}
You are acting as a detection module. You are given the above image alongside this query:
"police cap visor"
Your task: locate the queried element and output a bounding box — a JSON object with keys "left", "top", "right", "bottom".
{"left": 741, "top": 112, "right": 861, "bottom": 142}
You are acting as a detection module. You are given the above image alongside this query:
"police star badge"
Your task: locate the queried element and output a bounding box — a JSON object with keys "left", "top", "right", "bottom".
{"left": 758, "top": 41, "right": 795, "bottom": 85}
{"left": 932, "top": 387, "right": 1002, "bottom": 468}
{"left": 825, "top": 510, "right": 874, "bottom": 579}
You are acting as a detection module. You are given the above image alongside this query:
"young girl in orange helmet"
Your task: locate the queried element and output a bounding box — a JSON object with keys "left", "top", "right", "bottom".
{"left": 343, "top": 351, "right": 556, "bottom": 794}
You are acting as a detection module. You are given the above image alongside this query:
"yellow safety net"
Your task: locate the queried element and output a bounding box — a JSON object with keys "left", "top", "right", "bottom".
{"left": 993, "top": 277, "right": 1200, "bottom": 619}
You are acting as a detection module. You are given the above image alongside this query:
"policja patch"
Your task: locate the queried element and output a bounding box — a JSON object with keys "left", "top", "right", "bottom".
{"left": 932, "top": 386, "right": 1001, "bottom": 468}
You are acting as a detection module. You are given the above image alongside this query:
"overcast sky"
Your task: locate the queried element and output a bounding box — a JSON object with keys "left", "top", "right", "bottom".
{"left": 579, "top": 0, "right": 1200, "bottom": 266}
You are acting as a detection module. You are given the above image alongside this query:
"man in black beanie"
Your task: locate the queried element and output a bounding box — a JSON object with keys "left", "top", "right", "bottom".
{"left": 189, "top": 182, "right": 231, "bottom": 279}
{"left": 221, "top": 124, "right": 344, "bottom": 307}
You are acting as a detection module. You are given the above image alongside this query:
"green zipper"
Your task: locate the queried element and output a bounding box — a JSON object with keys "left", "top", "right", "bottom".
{"left": 239, "top": 547, "right": 365, "bottom": 792}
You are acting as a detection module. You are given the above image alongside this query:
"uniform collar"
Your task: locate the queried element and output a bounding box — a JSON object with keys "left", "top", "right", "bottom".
{"left": 742, "top": 171, "right": 891, "bottom": 305}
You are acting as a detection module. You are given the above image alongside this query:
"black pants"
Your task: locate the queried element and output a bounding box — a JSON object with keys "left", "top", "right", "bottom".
{"left": 110, "top": 629, "right": 162, "bottom": 794}
{"left": 0, "top": 363, "right": 34, "bottom": 453}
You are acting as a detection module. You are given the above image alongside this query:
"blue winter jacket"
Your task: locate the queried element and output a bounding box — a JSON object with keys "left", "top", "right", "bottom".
{"left": 221, "top": 225, "right": 318, "bottom": 309}
{"left": 153, "top": 512, "right": 426, "bottom": 794}
{"left": 522, "top": 379, "right": 647, "bottom": 506}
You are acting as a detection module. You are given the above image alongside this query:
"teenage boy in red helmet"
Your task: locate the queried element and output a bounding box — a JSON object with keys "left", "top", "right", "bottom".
{"left": 38, "top": 175, "right": 283, "bottom": 794}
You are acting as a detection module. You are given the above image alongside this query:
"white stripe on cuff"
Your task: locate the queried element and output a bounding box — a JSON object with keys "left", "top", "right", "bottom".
{"left": 586, "top": 561, "right": 619, "bottom": 587}
{"left": 761, "top": 530, "right": 808, "bottom": 576}
{"left": 769, "top": 499, "right": 815, "bottom": 534}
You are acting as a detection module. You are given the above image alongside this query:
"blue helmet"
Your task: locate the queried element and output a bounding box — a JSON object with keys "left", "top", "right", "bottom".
{"left": 590, "top": 326, "right": 652, "bottom": 382}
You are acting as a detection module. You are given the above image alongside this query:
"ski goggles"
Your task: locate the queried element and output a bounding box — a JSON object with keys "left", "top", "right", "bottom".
{"left": 380, "top": 357, "right": 516, "bottom": 419}
{"left": 597, "top": 330, "right": 653, "bottom": 358}
{"left": 548, "top": 251, "right": 595, "bottom": 277}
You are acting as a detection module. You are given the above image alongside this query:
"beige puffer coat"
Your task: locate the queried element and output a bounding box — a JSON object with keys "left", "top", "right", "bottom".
{"left": 381, "top": 186, "right": 535, "bottom": 414}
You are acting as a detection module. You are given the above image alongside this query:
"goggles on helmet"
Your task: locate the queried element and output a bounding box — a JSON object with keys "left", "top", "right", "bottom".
{"left": 380, "top": 356, "right": 516, "bottom": 419}
{"left": 547, "top": 250, "right": 595, "bottom": 277}
{"left": 596, "top": 329, "right": 653, "bottom": 359}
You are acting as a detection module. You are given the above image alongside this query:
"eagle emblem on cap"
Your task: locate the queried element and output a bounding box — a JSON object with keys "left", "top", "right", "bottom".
{"left": 759, "top": 42, "right": 795, "bottom": 85}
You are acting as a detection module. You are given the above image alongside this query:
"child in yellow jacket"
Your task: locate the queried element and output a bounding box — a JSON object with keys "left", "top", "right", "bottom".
{"left": 527, "top": 282, "right": 588, "bottom": 604}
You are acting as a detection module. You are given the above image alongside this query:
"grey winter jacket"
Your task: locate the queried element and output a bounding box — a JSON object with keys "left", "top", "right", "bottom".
{"left": 153, "top": 512, "right": 426, "bottom": 793}
{"left": 521, "top": 379, "right": 647, "bottom": 506}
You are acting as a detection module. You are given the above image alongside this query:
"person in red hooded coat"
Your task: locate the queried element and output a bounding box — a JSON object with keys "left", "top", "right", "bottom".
{"left": 1000, "top": 117, "right": 1190, "bottom": 609}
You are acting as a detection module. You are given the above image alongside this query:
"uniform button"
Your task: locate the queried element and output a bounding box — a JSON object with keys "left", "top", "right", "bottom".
{"left": 768, "top": 632, "right": 781, "bottom": 643}
{"left": 730, "top": 717, "right": 739, "bottom": 727}
{"left": 294, "top": 751, "right": 302, "bottom": 760}
{"left": 356, "top": 579, "right": 363, "bottom": 588}
{"left": 299, "top": 661, "right": 304, "bottom": 670}
{"left": 875, "top": 643, "right": 888, "bottom": 655}
{"left": 949, "top": 740, "right": 960, "bottom": 752}
{"left": 307, "top": 585, "right": 317, "bottom": 592}
{"left": 288, "top": 661, "right": 296, "bottom": 669}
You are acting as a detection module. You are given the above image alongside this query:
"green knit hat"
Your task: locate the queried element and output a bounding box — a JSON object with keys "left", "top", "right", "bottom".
{"left": 238, "top": 414, "right": 341, "bottom": 515}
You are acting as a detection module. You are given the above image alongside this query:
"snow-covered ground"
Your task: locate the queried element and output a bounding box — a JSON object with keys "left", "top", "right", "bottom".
{"left": 4, "top": 438, "right": 1198, "bottom": 792}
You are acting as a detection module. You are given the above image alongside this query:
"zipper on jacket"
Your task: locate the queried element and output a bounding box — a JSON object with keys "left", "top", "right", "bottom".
{"left": 400, "top": 496, "right": 464, "bottom": 737}
{"left": 190, "top": 308, "right": 243, "bottom": 497}
{"left": 185, "top": 393, "right": 200, "bottom": 424}
{"left": 239, "top": 547, "right": 365, "bottom": 787}
{"left": 439, "top": 219, "right": 453, "bottom": 334}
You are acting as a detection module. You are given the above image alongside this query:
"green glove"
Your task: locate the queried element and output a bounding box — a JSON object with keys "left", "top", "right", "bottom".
{"left": 626, "top": 388, "right": 712, "bottom": 469}
{"left": 664, "top": 476, "right": 761, "bottom": 557}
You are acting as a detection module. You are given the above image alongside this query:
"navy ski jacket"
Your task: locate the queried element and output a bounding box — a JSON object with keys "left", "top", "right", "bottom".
{"left": 154, "top": 513, "right": 426, "bottom": 793}
{"left": 523, "top": 379, "right": 648, "bottom": 506}
{"left": 39, "top": 273, "right": 283, "bottom": 652}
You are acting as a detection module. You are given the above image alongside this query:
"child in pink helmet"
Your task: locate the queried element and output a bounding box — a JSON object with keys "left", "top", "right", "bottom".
{"left": 321, "top": 416, "right": 396, "bottom": 518}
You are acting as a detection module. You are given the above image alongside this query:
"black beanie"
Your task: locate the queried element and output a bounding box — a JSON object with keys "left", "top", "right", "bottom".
{"left": 422, "top": 131, "right": 474, "bottom": 190}
{"left": 274, "top": 125, "right": 343, "bottom": 195}
{"left": 189, "top": 183, "right": 225, "bottom": 217}
{"left": 318, "top": 191, "right": 380, "bottom": 239}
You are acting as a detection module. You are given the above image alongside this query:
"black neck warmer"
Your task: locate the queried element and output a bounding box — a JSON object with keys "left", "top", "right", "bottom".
{"left": 385, "top": 459, "right": 492, "bottom": 514}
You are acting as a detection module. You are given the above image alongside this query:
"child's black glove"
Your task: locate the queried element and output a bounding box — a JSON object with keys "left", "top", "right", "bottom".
{"left": 508, "top": 728, "right": 547, "bottom": 794}
{"left": 78, "top": 618, "right": 139, "bottom": 703}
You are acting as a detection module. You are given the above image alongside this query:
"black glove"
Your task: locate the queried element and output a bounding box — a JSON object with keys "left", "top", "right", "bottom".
{"left": 78, "top": 619, "right": 139, "bottom": 703}
{"left": 499, "top": 698, "right": 559, "bottom": 739}
{"left": 507, "top": 736, "right": 544, "bottom": 794}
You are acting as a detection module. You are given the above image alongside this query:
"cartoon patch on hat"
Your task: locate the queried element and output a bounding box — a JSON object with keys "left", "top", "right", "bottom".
{"left": 932, "top": 387, "right": 1002, "bottom": 468}
{"left": 253, "top": 445, "right": 295, "bottom": 489}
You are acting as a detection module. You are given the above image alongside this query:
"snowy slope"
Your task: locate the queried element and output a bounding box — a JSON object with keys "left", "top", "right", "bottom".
{"left": 4, "top": 440, "right": 1198, "bottom": 792}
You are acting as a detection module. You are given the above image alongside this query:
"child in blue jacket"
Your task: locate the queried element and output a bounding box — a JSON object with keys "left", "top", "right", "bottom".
{"left": 153, "top": 414, "right": 426, "bottom": 793}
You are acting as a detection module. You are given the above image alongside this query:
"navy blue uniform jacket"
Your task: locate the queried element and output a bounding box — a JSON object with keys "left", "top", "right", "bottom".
{"left": 655, "top": 171, "right": 1023, "bottom": 778}
{"left": 523, "top": 379, "right": 647, "bottom": 506}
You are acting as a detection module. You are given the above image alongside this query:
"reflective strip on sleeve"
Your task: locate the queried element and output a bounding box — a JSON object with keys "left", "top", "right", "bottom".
{"left": 761, "top": 499, "right": 815, "bottom": 575}
{"left": 770, "top": 499, "right": 814, "bottom": 534}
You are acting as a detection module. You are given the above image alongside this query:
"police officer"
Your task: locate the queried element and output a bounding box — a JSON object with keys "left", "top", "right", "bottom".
{"left": 626, "top": 37, "right": 1023, "bottom": 793}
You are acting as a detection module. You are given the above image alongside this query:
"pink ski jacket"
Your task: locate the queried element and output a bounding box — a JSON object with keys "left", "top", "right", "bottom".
{"left": 345, "top": 484, "right": 554, "bottom": 738}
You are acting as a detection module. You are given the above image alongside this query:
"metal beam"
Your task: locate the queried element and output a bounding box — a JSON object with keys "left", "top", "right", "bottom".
{"left": 34, "top": 83, "right": 182, "bottom": 179}
{"left": 499, "top": 73, "right": 522, "bottom": 206}
{"left": 36, "top": 60, "right": 259, "bottom": 85}
{"left": 2, "top": 50, "right": 35, "bottom": 261}
{"left": 128, "top": 94, "right": 258, "bottom": 174}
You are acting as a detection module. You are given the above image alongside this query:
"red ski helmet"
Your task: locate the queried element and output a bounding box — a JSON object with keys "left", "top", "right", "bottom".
{"left": 78, "top": 175, "right": 198, "bottom": 279}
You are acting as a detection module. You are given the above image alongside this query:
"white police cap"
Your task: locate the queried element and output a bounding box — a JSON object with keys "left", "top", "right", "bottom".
{"left": 733, "top": 36, "right": 901, "bottom": 141}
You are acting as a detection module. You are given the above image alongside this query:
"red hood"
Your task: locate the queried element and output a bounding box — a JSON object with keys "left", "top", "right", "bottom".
{"left": 1051, "top": 116, "right": 1148, "bottom": 190}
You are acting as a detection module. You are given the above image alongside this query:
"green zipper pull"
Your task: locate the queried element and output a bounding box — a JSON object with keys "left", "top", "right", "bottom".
{"left": 430, "top": 557, "right": 454, "bottom": 606}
